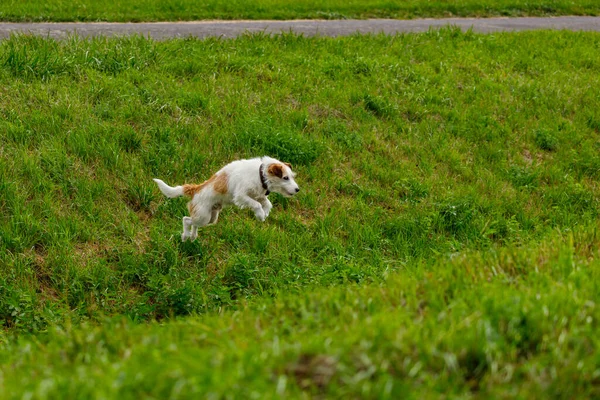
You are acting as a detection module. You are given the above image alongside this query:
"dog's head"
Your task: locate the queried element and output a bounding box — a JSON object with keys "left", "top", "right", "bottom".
{"left": 266, "top": 161, "right": 300, "bottom": 197}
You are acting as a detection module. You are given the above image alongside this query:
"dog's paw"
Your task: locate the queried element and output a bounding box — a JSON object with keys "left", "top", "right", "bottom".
{"left": 262, "top": 202, "right": 272, "bottom": 219}
{"left": 263, "top": 206, "right": 272, "bottom": 218}
{"left": 181, "top": 232, "right": 189, "bottom": 242}
{"left": 255, "top": 209, "right": 266, "bottom": 222}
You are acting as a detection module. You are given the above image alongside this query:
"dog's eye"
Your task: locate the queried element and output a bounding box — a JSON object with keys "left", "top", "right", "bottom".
{"left": 283, "top": 176, "right": 289, "bottom": 180}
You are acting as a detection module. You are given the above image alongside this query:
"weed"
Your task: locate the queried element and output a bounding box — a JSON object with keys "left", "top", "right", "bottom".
{"left": 534, "top": 128, "right": 558, "bottom": 151}
{"left": 236, "top": 120, "right": 322, "bottom": 165}
{"left": 358, "top": 93, "right": 395, "bottom": 119}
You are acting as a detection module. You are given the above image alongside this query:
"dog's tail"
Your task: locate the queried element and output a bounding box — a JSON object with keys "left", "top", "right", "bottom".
{"left": 153, "top": 178, "right": 185, "bottom": 198}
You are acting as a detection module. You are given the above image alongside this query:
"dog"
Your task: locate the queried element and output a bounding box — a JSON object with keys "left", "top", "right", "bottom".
{"left": 153, "top": 156, "right": 300, "bottom": 241}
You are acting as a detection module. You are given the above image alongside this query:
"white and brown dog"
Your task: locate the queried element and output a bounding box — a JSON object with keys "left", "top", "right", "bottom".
{"left": 153, "top": 156, "right": 300, "bottom": 241}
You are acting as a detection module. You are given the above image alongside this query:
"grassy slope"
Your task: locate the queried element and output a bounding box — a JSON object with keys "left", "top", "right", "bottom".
{"left": 0, "top": 0, "right": 599, "bottom": 22}
{"left": 0, "top": 30, "right": 599, "bottom": 396}
{"left": 1, "top": 30, "right": 600, "bottom": 330}
{"left": 1, "top": 229, "right": 599, "bottom": 398}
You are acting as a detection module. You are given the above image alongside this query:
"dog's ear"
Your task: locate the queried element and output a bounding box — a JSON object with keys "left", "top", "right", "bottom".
{"left": 283, "top": 162, "right": 292, "bottom": 170}
{"left": 268, "top": 163, "right": 284, "bottom": 178}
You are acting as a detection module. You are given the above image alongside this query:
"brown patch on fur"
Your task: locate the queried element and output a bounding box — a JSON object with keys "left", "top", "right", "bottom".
{"left": 283, "top": 162, "right": 292, "bottom": 169}
{"left": 268, "top": 163, "right": 284, "bottom": 178}
{"left": 213, "top": 173, "right": 228, "bottom": 194}
{"left": 183, "top": 172, "right": 228, "bottom": 199}
{"left": 188, "top": 202, "right": 196, "bottom": 217}
{"left": 183, "top": 183, "right": 204, "bottom": 197}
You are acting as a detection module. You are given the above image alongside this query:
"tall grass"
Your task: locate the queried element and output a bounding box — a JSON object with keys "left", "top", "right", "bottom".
{"left": 1, "top": 228, "right": 598, "bottom": 398}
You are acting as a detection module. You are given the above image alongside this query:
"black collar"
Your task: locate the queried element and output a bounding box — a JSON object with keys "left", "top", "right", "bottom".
{"left": 259, "top": 163, "right": 270, "bottom": 195}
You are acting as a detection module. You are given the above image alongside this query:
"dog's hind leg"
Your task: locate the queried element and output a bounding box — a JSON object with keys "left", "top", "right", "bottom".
{"left": 186, "top": 206, "right": 212, "bottom": 242}
{"left": 189, "top": 225, "right": 198, "bottom": 242}
{"left": 182, "top": 216, "right": 193, "bottom": 242}
{"left": 209, "top": 204, "right": 222, "bottom": 225}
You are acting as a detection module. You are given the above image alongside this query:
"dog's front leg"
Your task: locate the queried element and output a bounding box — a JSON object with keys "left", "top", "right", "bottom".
{"left": 234, "top": 195, "right": 266, "bottom": 221}
{"left": 259, "top": 197, "right": 273, "bottom": 218}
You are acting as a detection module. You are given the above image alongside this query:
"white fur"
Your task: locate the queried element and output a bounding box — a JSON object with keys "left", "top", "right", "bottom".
{"left": 154, "top": 156, "right": 300, "bottom": 241}
{"left": 153, "top": 179, "right": 184, "bottom": 198}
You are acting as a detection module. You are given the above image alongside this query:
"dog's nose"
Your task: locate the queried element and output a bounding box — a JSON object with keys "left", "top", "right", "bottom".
{"left": 295, "top": 187, "right": 300, "bottom": 193}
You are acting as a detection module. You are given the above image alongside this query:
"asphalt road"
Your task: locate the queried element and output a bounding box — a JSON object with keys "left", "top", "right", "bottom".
{"left": 0, "top": 16, "right": 599, "bottom": 40}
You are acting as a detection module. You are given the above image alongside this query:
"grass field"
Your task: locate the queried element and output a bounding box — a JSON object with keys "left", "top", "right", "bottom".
{"left": 0, "top": 30, "right": 599, "bottom": 397}
{"left": 1, "top": 229, "right": 599, "bottom": 398}
{"left": 0, "top": 0, "right": 599, "bottom": 22}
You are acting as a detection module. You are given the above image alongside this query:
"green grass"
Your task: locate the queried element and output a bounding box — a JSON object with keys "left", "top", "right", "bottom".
{"left": 0, "top": 30, "right": 599, "bottom": 396}
{"left": 0, "top": 0, "right": 599, "bottom": 22}
{"left": 1, "top": 229, "right": 598, "bottom": 398}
